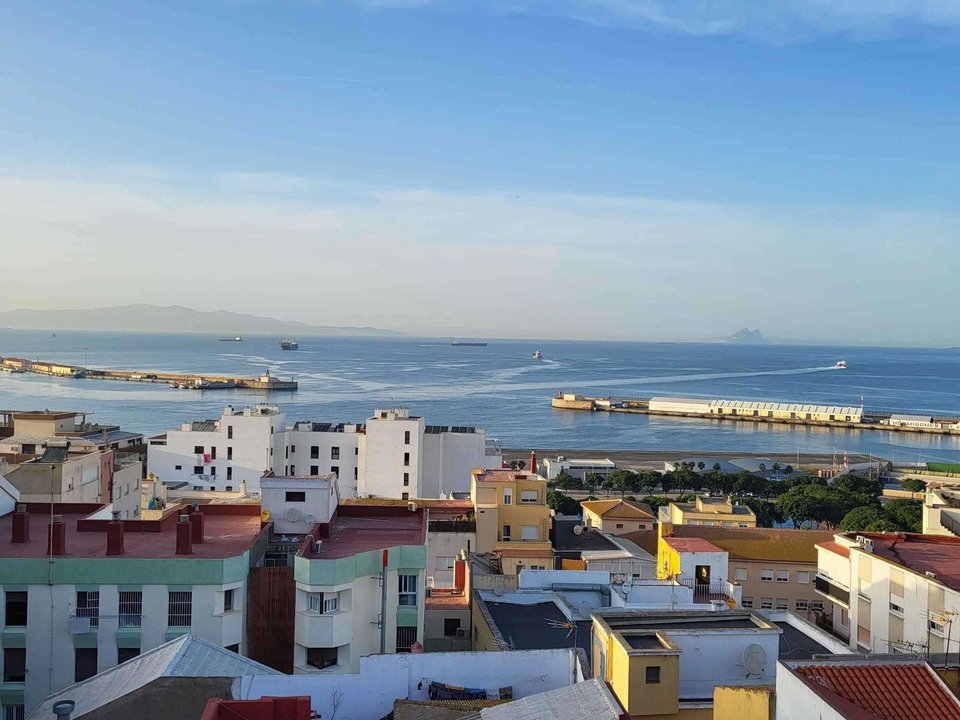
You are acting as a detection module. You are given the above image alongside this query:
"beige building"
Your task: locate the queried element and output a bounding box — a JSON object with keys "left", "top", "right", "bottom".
{"left": 659, "top": 496, "right": 756, "bottom": 527}
{"left": 471, "top": 468, "right": 552, "bottom": 575}
{"left": 651, "top": 524, "right": 834, "bottom": 618}
{"left": 581, "top": 499, "right": 655, "bottom": 534}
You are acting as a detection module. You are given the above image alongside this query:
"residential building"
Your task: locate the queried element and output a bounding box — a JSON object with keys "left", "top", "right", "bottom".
{"left": 289, "top": 486, "right": 428, "bottom": 674}
{"left": 0, "top": 411, "right": 143, "bottom": 454}
{"left": 109, "top": 452, "right": 143, "bottom": 520}
{"left": 0, "top": 501, "right": 268, "bottom": 717}
{"left": 471, "top": 469, "right": 552, "bottom": 575}
{"left": 147, "top": 404, "right": 287, "bottom": 495}
{"left": 3, "top": 441, "right": 118, "bottom": 507}
{"left": 29, "top": 635, "right": 280, "bottom": 720}
{"left": 542, "top": 456, "right": 616, "bottom": 482}
{"left": 777, "top": 657, "right": 960, "bottom": 720}
{"left": 655, "top": 534, "right": 743, "bottom": 607}
{"left": 650, "top": 525, "right": 834, "bottom": 620}
{"left": 922, "top": 484, "right": 960, "bottom": 535}
{"left": 658, "top": 496, "right": 757, "bottom": 527}
{"left": 553, "top": 516, "right": 656, "bottom": 577}
{"left": 815, "top": 531, "right": 960, "bottom": 658}
{"left": 285, "top": 421, "right": 361, "bottom": 496}
{"left": 581, "top": 499, "right": 656, "bottom": 535}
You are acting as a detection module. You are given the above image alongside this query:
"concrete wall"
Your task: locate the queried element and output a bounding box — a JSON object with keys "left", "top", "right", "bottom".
{"left": 262, "top": 478, "right": 337, "bottom": 534}
{"left": 240, "top": 649, "right": 578, "bottom": 720}
{"left": 359, "top": 411, "right": 424, "bottom": 499}
{"left": 427, "top": 531, "right": 474, "bottom": 588}
{"left": 285, "top": 427, "right": 360, "bottom": 498}
{"left": 669, "top": 629, "right": 779, "bottom": 699}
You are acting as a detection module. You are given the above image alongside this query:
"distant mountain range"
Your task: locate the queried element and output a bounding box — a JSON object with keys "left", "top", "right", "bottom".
{"left": 724, "top": 328, "right": 768, "bottom": 344}
{"left": 0, "top": 304, "right": 405, "bottom": 337}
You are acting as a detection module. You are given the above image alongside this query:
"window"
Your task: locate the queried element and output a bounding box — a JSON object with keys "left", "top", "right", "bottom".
{"left": 403, "top": 452, "right": 410, "bottom": 466}
{"left": 331, "top": 447, "right": 340, "bottom": 460}
{"left": 401, "top": 492, "right": 409, "bottom": 500}
{"left": 810, "top": 601, "right": 824, "bottom": 613}
{"left": 3, "top": 648, "right": 25, "bottom": 682}
{"left": 760, "top": 597, "right": 773, "bottom": 609}
{"left": 503, "top": 488, "right": 512, "bottom": 505}
{"left": 331, "top": 466, "right": 339, "bottom": 478}
{"left": 307, "top": 647, "right": 338, "bottom": 669}
{"left": 194, "top": 445, "right": 204, "bottom": 454}
{"left": 227, "top": 426, "right": 233, "bottom": 439}
{"left": 501, "top": 524, "right": 511, "bottom": 541}
{"left": 742, "top": 597, "right": 754, "bottom": 608}
{"left": 286, "top": 491, "right": 306, "bottom": 502}
{"left": 75, "top": 648, "right": 98, "bottom": 682}
{"left": 310, "top": 466, "right": 319, "bottom": 475}
{"left": 444, "top": 618, "right": 461, "bottom": 637}
{"left": 193, "top": 486, "right": 202, "bottom": 491}
{"left": 616, "top": 523, "right": 624, "bottom": 529}
{"left": 210, "top": 447, "right": 217, "bottom": 460}
{"left": 285, "top": 446, "right": 289, "bottom": 458}
{"left": 168, "top": 591, "right": 192, "bottom": 627}
{"left": 307, "top": 593, "right": 322, "bottom": 614}
{"left": 890, "top": 600, "right": 904, "bottom": 615}
{"left": 403, "top": 472, "right": 410, "bottom": 487}
{"left": 210, "top": 466, "right": 216, "bottom": 476}
{"left": 117, "top": 647, "right": 140, "bottom": 663}
{"left": 776, "top": 570, "right": 789, "bottom": 583}
{"left": 194, "top": 466, "right": 203, "bottom": 475}
{"left": 436, "top": 556, "right": 455, "bottom": 571}
{"left": 795, "top": 600, "right": 809, "bottom": 612}
{"left": 645, "top": 666, "right": 661, "bottom": 684}
{"left": 776, "top": 598, "right": 788, "bottom": 610}
{"left": 291, "top": 445, "right": 296, "bottom": 453}
{"left": 5, "top": 592, "right": 27, "bottom": 627}
{"left": 324, "top": 594, "right": 339, "bottom": 613}
{"left": 734, "top": 568, "right": 747, "bottom": 582}
{"left": 404, "top": 430, "right": 411, "bottom": 444}
{"left": 224, "top": 589, "right": 234, "bottom": 613}
{"left": 761, "top": 569, "right": 774, "bottom": 582}
{"left": 76, "top": 591, "right": 100, "bottom": 628}
{"left": 520, "top": 525, "right": 539, "bottom": 541}
{"left": 396, "top": 627, "right": 417, "bottom": 653}
{"left": 227, "top": 447, "right": 233, "bottom": 460}
{"left": 398, "top": 574, "right": 418, "bottom": 606}
{"left": 175, "top": 464, "right": 182, "bottom": 470}
{"left": 520, "top": 490, "right": 539, "bottom": 504}
{"left": 4, "top": 706, "right": 24, "bottom": 720}
{"left": 796, "top": 571, "right": 810, "bottom": 584}
{"left": 310, "top": 446, "right": 319, "bottom": 459}
{"left": 119, "top": 591, "right": 142, "bottom": 627}
{"left": 227, "top": 466, "right": 233, "bottom": 480}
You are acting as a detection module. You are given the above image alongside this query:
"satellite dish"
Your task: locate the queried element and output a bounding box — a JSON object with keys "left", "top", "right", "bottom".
{"left": 572, "top": 525, "right": 584, "bottom": 535}
{"left": 742, "top": 644, "right": 767, "bottom": 676}
{"left": 285, "top": 507, "right": 301, "bottom": 522}
{"left": 304, "top": 514, "right": 316, "bottom": 525}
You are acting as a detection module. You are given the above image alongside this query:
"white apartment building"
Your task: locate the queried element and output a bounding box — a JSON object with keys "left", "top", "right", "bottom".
{"left": 148, "top": 405, "right": 500, "bottom": 500}
{"left": 0, "top": 503, "right": 267, "bottom": 718}
{"left": 147, "top": 404, "right": 287, "bottom": 494}
{"left": 816, "top": 531, "right": 960, "bottom": 661}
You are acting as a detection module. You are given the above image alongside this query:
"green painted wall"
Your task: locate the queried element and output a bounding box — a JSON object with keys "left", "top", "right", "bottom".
{"left": 295, "top": 545, "right": 427, "bottom": 587}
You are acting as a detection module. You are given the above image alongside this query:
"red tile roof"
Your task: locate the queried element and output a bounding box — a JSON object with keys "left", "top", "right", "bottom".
{"left": 662, "top": 536, "right": 723, "bottom": 554}
{"left": 817, "top": 541, "right": 851, "bottom": 558}
{"left": 843, "top": 532, "right": 960, "bottom": 592}
{"left": 581, "top": 499, "right": 655, "bottom": 520}
{"left": 791, "top": 662, "right": 960, "bottom": 720}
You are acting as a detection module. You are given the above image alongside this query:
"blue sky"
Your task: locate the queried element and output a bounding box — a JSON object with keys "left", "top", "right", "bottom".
{"left": 2, "top": 1, "right": 959, "bottom": 343}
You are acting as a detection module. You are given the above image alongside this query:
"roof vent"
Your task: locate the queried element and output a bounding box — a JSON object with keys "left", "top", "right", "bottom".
{"left": 926, "top": 571, "right": 937, "bottom": 579}
{"left": 53, "top": 700, "right": 75, "bottom": 720}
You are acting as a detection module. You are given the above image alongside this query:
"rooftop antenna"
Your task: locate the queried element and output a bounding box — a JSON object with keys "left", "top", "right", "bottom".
{"left": 545, "top": 618, "right": 578, "bottom": 649}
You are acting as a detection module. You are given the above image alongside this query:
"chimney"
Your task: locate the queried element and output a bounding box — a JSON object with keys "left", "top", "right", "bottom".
{"left": 48, "top": 514, "right": 65, "bottom": 556}
{"left": 11, "top": 504, "right": 29, "bottom": 544}
{"left": 106, "top": 510, "right": 124, "bottom": 556}
{"left": 530, "top": 450, "right": 537, "bottom": 474}
{"left": 52, "top": 700, "right": 75, "bottom": 720}
{"left": 189, "top": 504, "right": 205, "bottom": 544}
{"left": 176, "top": 514, "right": 193, "bottom": 555}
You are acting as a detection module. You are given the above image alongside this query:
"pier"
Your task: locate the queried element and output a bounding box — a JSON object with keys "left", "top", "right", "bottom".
{"left": 551, "top": 393, "right": 960, "bottom": 436}
{"left": 0, "top": 356, "right": 297, "bottom": 392}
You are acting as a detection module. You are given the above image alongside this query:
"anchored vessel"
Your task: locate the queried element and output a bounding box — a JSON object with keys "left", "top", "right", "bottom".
{"left": 451, "top": 339, "right": 488, "bottom": 346}
{"left": 219, "top": 336, "right": 243, "bottom": 342}
{"left": 280, "top": 338, "right": 299, "bottom": 350}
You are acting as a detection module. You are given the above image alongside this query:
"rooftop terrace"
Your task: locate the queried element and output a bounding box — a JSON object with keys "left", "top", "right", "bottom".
{"left": 305, "top": 506, "right": 426, "bottom": 560}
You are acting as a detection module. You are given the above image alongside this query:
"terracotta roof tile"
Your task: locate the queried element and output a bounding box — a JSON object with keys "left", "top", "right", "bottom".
{"left": 662, "top": 536, "right": 723, "bottom": 553}
{"left": 580, "top": 499, "right": 655, "bottom": 520}
{"left": 817, "top": 541, "right": 851, "bottom": 558}
{"left": 791, "top": 662, "right": 960, "bottom": 719}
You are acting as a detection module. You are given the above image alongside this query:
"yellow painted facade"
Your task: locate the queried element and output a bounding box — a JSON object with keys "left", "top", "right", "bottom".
{"left": 471, "top": 469, "right": 552, "bottom": 574}
{"left": 713, "top": 686, "right": 774, "bottom": 720}
{"left": 664, "top": 497, "right": 756, "bottom": 527}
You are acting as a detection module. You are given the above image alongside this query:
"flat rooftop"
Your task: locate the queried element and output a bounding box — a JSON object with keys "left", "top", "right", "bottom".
{"left": 775, "top": 621, "right": 834, "bottom": 660}
{"left": 473, "top": 469, "right": 544, "bottom": 483}
{"left": 598, "top": 611, "right": 768, "bottom": 633}
{"left": 483, "top": 600, "right": 591, "bottom": 655}
{"left": 305, "top": 509, "right": 426, "bottom": 560}
{"left": 847, "top": 532, "right": 960, "bottom": 592}
{"left": 0, "top": 505, "right": 264, "bottom": 559}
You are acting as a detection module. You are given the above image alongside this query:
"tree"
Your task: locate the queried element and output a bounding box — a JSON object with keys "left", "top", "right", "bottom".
{"left": 840, "top": 506, "right": 885, "bottom": 532}
{"left": 758, "top": 463, "right": 767, "bottom": 475}
{"left": 509, "top": 459, "right": 526, "bottom": 471}
{"left": 697, "top": 461, "right": 706, "bottom": 473}
{"left": 883, "top": 500, "right": 922, "bottom": 533}
{"left": 777, "top": 488, "right": 822, "bottom": 528}
{"left": 609, "top": 470, "right": 634, "bottom": 497}
{"left": 902, "top": 478, "right": 926, "bottom": 493}
{"left": 783, "top": 465, "right": 794, "bottom": 477}
{"left": 583, "top": 472, "right": 603, "bottom": 495}
{"left": 771, "top": 462, "right": 781, "bottom": 480}
{"left": 712, "top": 462, "right": 722, "bottom": 474}
{"left": 555, "top": 472, "right": 580, "bottom": 491}
{"left": 546, "top": 489, "right": 581, "bottom": 516}
{"left": 739, "top": 497, "right": 783, "bottom": 528}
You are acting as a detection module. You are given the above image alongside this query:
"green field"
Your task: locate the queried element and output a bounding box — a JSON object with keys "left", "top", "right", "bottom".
{"left": 927, "top": 462, "right": 960, "bottom": 474}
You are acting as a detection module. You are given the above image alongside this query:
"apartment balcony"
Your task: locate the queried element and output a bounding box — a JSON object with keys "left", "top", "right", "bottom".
{"left": 815, "top": 574, "right": 850, "bottom": 607}
{"left": 295, "top": 609, "right": 352, "bottom": 648}
{"left": 678, "top": 578, "right": 741, "bottom": 607}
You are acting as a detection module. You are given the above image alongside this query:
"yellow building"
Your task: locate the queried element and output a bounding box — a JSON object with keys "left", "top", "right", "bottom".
{"left": 660, "top": 496, "right": 756, "bottom": 527}
{"left": 581, "top": 499, "right": 656, "bottom": 535}
{"left": 471, "top": 468, "right": 552, "bottom": 575}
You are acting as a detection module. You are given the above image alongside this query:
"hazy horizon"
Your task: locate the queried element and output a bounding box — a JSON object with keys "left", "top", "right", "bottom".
{"left": 3, "top": 3, "right": 960, "bottom": 345}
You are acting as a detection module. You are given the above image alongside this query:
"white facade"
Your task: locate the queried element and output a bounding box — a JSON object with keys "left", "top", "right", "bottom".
{"left": 427, "top": 528, "right": 474, "bottom": 589}
{"left": 147, "top": 405, "right": 286, "bottom": 494}
{"left": 110, "top": 458, "right": 142, "bottom": 520}
{"left": 262, "top": 475, "right": 338, "bottom": 534}
{"left": 285, "top": 422, "right": 361, "bottom": 497}
{"left": 542, "top": 457, "right": 616, "bottom": 482}
{"left": 358, "top": 408, "right": 425, "bottom": 499}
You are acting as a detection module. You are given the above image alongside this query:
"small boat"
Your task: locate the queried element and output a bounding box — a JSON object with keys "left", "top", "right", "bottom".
{"left": 280, "top": 338, "right": 299, "bottom": 350}
{"left": 451, "top": 339, "right": 487, "bottom": 347}
{"left": 532, "top": 350, "right": 542, "bottom": 360}
{"left": 219, "top": 336, "right": 243, "bottom": 342}
{"left": 835, "top": 360, "right": 848, "bottom": 369}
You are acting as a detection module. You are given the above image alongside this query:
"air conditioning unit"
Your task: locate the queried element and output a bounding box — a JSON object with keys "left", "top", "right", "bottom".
{"left": 408, "top": 501, "right": 418, "bottom": 512}
{"left": 455, "top": 627, "right": 469, "bottom": 638}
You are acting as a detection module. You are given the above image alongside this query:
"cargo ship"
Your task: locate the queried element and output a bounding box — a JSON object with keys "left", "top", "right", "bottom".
{"left": 280, "top": 339, "right": 299, "bottom": 350}
{"left": 219, "top": 336, "right": 243, "bottom": 342}
{"left": 451, "top": 339, "right": 487, "bottom": 347}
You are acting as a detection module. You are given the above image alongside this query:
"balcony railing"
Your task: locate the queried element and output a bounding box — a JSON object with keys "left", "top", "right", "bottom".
{"left": 677, "top": 578, "right": 737, "bottom": 604}
{"left": 815, "top": 575, "right": 850, "bottom": 606}
{"left": 429, "top": 520, "right": 476, "bottom": 533}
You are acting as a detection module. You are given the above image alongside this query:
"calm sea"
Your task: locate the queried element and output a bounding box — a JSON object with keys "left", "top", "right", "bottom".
{"left": 1, "top": 330, "right": 959, "bottom": 462}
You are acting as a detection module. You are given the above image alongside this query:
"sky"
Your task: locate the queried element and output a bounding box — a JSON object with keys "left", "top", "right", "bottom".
{"left": 2, "top": 1, "right": 960, "bottom": 344}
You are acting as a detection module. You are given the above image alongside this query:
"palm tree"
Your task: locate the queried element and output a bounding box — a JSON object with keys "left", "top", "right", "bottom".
{"left": 772, "top": 462, "right": 781, "bottom": 481}
{"left": 758, "top": 463, "right": 767, "bottom": 476}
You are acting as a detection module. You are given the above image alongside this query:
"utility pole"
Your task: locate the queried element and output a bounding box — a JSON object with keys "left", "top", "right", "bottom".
{"left": 379, "top": 549, "right": 388, "bottom": 654}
